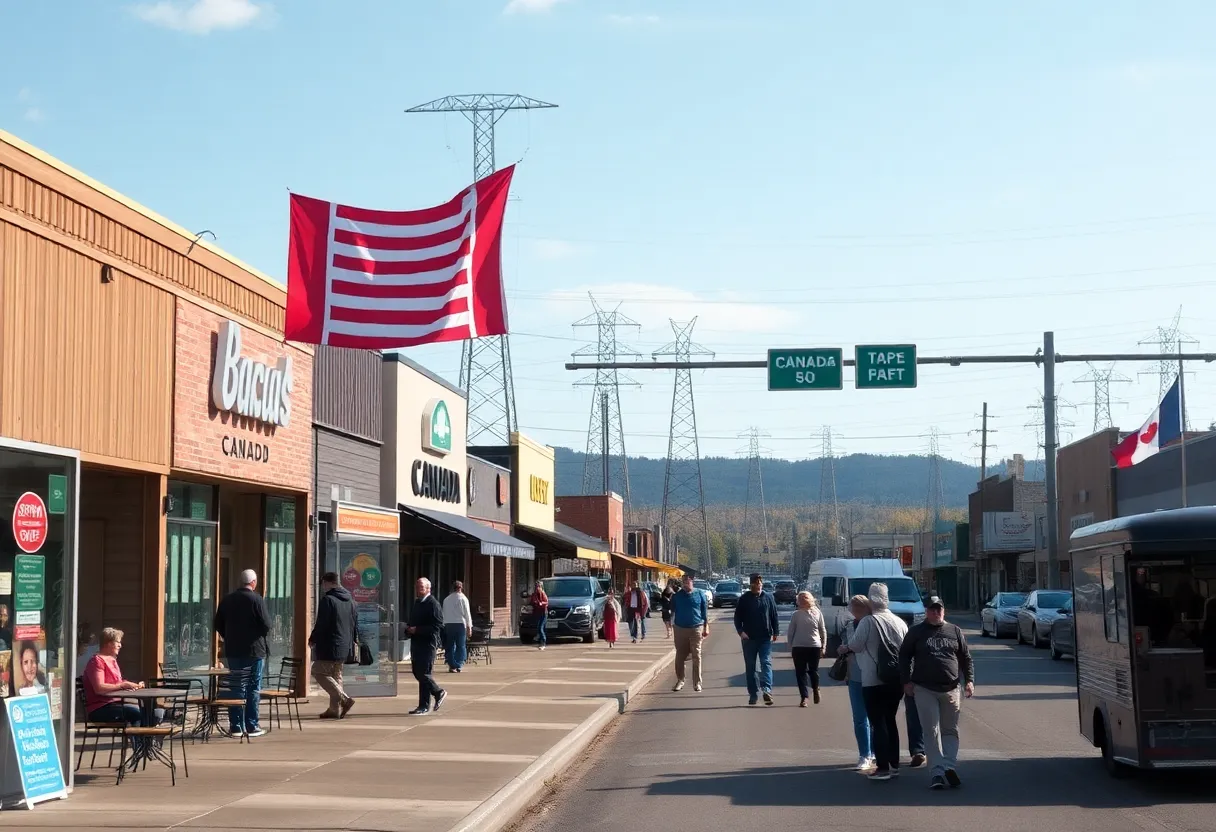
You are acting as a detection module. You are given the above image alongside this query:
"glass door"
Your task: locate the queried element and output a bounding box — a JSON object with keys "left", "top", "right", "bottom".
{"left": 327, "top": 538, "right": 398, "bottom": 697}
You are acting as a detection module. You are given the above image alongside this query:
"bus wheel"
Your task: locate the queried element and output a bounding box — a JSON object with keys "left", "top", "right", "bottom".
{"left": 1097, "top": 716, "right": 1130, "bottom": 779}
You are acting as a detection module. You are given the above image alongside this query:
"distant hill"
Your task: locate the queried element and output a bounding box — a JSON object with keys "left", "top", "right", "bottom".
{"left": 554, "top": 448, "right": 1043, "bottom": 508}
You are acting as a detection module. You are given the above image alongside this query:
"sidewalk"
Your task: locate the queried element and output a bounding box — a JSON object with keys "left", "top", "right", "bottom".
{"left": 18, "top": 635, "right": 675, "bottom": 831}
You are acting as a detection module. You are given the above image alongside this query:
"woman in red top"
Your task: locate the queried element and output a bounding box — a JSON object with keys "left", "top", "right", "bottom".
{"left": 529, "top": 581, "right": 549, "bottom": 652}
{"left": 83, "top": 628, "right": 151, "bottom": 724}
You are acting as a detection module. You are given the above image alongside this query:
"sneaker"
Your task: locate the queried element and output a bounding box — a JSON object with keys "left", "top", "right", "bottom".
{"left": 632, "top": 638, "right": 638, "bottom": 643}
{"left": 868, "top": 769, "right": 892, "bottom": 781}
{"left": 408, "top": 707, "right": 430, "bottom": 716}
{"left": 813, "top": 689, "right": 821, "bottom": 705}
{"left": 319, "top": 711, "right": 339, "bottom": 720}
{"left": 340, "top": 699, "right": 355, "bottom": 719}
{"left": 247, "top": 728, "right": 266, "bottom": 738}
{"left": 433, "top": 690, "right": 448, "bottom": 711}
{"left": 694, "top": 683, "right": 702, "bottom": 692}
{"left": 910, "top": 753, "right": 927, "bottom": 768}
{"left": 799, "top": 698, "right": 808, "bottom": 708}
{"left": 673, "top": 681, "right": 685, "bottom": 692}
{"left": 762, "top": 691, "right": 773, "bottom": 706}
{"left": 539, "top": 645, "right": 546, "bottom": 651}
{"left": 944, "top": 768, "right": 961, "bottom": 788}
{"left": 856, "top": 756, "right": 876, "bottom": 771}
{"left": 748, "top": 697, "right": 758, "bottom": 706}
{"left": 929, "top": 775, "right": 947, "bottom": 790}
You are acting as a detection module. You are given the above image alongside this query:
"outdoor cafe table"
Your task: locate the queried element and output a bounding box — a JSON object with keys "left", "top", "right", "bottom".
{"left": 116, "top": 688, "right": 188, "bottom": 775}
{"left": 186, "top": 667, "right": 238, "bottom": 741}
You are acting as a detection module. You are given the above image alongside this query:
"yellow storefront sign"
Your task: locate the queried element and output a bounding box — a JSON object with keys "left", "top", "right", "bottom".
{"left": 512, "top": 432, "right": 555, "bottom": 532}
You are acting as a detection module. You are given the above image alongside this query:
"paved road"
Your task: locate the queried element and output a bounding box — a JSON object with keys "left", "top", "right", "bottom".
{"left": 513, "top": 609, "right": 1215, "bottom": 832}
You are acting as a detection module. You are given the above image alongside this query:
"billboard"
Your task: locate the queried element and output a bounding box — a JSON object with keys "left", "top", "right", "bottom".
{"left": 982, "top": 511, "right": 1036, "bottom": 551}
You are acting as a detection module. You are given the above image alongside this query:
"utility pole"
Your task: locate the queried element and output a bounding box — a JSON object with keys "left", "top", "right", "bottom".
{"left": 814, "top": 427, "right": 842, "bottom": 562}
{"left": 406, "top": 94, "right": 557, "bottom": 445}
{"left": 655, "top": 319, "right": 713, "bottom": 570}
{"left": 1074, "top": 362, "right": 1131, "bottom": 432}
{"left": 980, "top": 403, "right": 990, "bottom": 479}
{"left": 1043, "top": 333, "right": 1061, "bottom": 590}
{"left": 572, "top": 294, "right": 639, "bottom": 514}
{"left": 740, "top": 428, "right": 771, "bottom": 559}
{"left": 1027, "top": 384, "right": 1076, "bottom": 452}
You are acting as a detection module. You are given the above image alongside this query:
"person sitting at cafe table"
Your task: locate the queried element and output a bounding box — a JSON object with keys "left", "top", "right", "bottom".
{"left": 83, "top": 628, "right": 163, "bottom": 725}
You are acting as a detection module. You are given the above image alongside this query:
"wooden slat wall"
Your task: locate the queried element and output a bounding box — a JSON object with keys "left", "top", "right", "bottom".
{"left": 0, "top": 221, "right": 173, "bottom": 467}
{"left": 313, "top": 346, "right": 382, "bottom": 442}
{"left": 0, "top": 163, "right": 284, "bottom": 332}
{"left": 313, "top": 429, "right": 382, "bottom": 510}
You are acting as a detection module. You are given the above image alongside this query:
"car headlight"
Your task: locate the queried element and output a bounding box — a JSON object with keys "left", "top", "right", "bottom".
{"left": 913, "top": 613, "right": 925, "bottom": 624}
{"left": 573, "top": 605, "right": 591, "bottom": 615}
{"left": 522, "top": 604, "right": 533, "bottom": 614}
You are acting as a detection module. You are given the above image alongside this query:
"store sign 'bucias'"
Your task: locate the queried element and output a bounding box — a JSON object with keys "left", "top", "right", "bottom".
{"left": 211, "top": 320, "right": 294, "bottom": 427}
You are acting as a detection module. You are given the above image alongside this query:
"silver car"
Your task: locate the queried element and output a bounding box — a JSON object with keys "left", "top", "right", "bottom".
{"left": 1049, "top": 597, "right": 1075, "bottom": 660}
{"left": 1016, "top": 590, "right": 1072, "bottom": 648}
{"left": 979, "top": 592, "right": 1026, "bottom": 638}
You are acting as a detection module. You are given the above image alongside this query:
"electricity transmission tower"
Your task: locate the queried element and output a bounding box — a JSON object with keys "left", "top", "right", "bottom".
{"left": 739, "top": 428, "right": 772, "bottom": 563}
{"left": 1073, "top": 362, "right": 1131, "bottom": 432}
{"left": 1138, "top": 307, "right": 1197, "bottom": 430}
{"left": 925, "top": 427, "right": 945, "bottom": 536}
{"left": 813, "top": 428, "right": 842, "bottom": 563}
{"left": 1027, "top": 384, "right": 1077, "bottom": 450}
{"left": 654, "top": 319, "right": 713, "bottom": 569}
{"left": 572, "top": 294, "right": 639, "bottom": 513}
{"left": 406, "top": 94, "right": 557, "bottom": 444}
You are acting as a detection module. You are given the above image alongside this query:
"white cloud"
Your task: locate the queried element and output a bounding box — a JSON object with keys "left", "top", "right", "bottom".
{"left": 131, "top": 0, "right": 267, "bottom": 34}
{"left": 503, "top": 0, "right": 570, "bottom": 14}
{"left": 606, "top": 13, "right": 660, "bottom": 25}
{"left": 526, "top": 239, "right": 582, "bottom": 261}
{"left": 539, "top": 282, "right": 801, "bottom": 335}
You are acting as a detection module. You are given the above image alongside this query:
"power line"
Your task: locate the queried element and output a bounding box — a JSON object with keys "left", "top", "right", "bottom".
{"left": 739, "top": 428, "right": 772, "bottom": 561}
{"left": 1073, "top": 362, "right": 1132, "bottom": 432}
{"left": 813, "top": 427, "right": 842, "bottom": 564}
{"left": 1139, "top": 306, "right": 1199, "bottom": 429}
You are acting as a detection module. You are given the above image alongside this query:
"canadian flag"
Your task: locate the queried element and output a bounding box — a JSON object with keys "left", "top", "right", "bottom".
{"left": 1111, "top": 378, "right": 1182, "bottom": 468}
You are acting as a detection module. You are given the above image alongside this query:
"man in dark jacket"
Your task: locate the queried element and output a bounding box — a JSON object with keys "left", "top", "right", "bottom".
{"left": 309, "top": 571, "right": 358, "bottom": 719}
{"left": 214, "top": 569, "right": 272, "bottom": 737}
{"left": 733, "top": 573, "right": 780, "bottom": 706}
{"left": 406, "top": 577, "right": 446, "bottom": 715}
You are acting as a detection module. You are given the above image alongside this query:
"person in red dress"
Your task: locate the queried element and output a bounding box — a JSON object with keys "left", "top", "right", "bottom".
{"left": 603, "top": 589, "right": 622, "bottom": 649}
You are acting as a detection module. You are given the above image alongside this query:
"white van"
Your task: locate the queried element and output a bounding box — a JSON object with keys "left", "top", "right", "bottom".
{"left": 807, "top": 558, "right": 926, "bottom": 657}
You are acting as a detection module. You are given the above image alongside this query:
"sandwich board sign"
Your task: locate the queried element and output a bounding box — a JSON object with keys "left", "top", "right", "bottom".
{"left": 4, "top": 694, "right": 66, "bottom": 808}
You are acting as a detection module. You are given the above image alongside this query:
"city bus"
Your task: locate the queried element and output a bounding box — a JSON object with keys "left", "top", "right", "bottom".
{"left": 1069, "top": 506, "right": 1216, "bottom": 776}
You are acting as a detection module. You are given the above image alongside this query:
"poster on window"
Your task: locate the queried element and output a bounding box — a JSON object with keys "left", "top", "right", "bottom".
{"left": 339, "top": 548, "right": 383, "bottom": 683}
{"left": 9, "top": 630, "right": 49, "bottom": 697}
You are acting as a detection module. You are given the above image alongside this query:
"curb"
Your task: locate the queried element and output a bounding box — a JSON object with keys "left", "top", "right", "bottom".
{"left": 448, "top": 646, "right": 676, "bottom": 832}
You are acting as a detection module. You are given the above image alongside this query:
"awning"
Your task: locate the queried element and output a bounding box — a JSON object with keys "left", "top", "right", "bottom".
{"left": 634, "top": 557, "right": 683, "bottom": 576}
{"left": 517, "top": 522, "right": 610, "bottom": 563}
{"left": 398, "top": 504, "right": 535, "bottom": 560}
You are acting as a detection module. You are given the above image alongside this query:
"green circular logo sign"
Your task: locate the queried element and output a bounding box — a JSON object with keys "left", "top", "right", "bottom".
{"left": 360, "top": 566, "right": 382, "bottom": 588}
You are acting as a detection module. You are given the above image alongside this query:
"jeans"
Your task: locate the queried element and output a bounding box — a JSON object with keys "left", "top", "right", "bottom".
{"left": 628, "top": 615, "right": 647, "bottom": 640}
{"left": 914, "top": 685, "right": 962, "bottom": 777}
{"left": 411, "top": 643, "right": 443, "bottom": 710}
{"left": 89, "top": 702, "right": 151, "bottom": 726}
{"left": 444, "top": 624, "right": 468, "bottom": 669}
{"left": 225, "top": 656, "right": 263, "bottom": 732}
{"left": 905, "top": 692, "right": 925, "bottom": 756}
{"left": 741, "top": 637, "right": 773, "bottom": 698}
{"left": 673, "top": 626, "right": 704, "bottom": 686}
{"left": 862, "top": 683, "right": 904, "bottom": 772}
{"left": 536, "top": 616, "right": 547, "bottom": 647}
{"left": 791, "top": 646, "right": 822, "bottom": 700}
{"left": 847, "top": 680, "right": 873, "bottom": 759}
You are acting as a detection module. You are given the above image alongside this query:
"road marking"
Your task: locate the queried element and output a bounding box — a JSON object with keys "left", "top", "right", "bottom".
{"left": 422, "top": 718, "right": 579, "bottom": 730}
{"left": 228, "top": 793, "right": 479, "bottom": 816}
{"left": 517, "top": 678, "right": 629, "bottom": 685}
{"left": 551, "top": 666, "right": 641, "bottom": 673}
{"left": 349, "top": 750, "right": 538, "bottom": 764}
{"left": 569, "top": 658, "right": 656, "bottom": 664}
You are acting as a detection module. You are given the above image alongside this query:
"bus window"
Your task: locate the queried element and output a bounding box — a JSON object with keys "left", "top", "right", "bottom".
{"left": 822, "top": 577, "right": 839, "bottom": 598}
{"left": 1102, "top": 556, "right": 1119, "bottom": 644}
{"left": 1113, "top": 557, "right": 1128, "bottom": 645}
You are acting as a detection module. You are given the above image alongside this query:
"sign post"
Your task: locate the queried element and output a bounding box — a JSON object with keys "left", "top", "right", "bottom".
{"left": 855, "top": 345, "right": 917, "bottom": 389}
{"left": 766, "top": 348, "right": 843, "bottom": 391}
{"left": 4, "top": 694, "right": 67, "bottom": 808}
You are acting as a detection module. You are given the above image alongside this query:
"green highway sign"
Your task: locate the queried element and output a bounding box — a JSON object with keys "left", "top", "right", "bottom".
{"left": 767, "top": 348, "right": 843, "bottom": 391}
{"left": 855, "top": 344, "right": 917, "bottom": 389}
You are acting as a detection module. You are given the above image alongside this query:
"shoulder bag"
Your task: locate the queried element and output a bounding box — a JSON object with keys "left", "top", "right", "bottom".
{"left": 869, "top": 615, "right": 902, "bottom": 687}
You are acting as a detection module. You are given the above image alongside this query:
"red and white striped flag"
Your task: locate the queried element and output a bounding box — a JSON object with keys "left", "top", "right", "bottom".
{"left": 285, "top": 166, "right": 515, "bottom": 349}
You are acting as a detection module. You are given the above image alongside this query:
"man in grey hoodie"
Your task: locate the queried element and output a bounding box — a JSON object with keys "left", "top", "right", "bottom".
{"left": 845, "top": 582, "right": 908, "bottom": 781}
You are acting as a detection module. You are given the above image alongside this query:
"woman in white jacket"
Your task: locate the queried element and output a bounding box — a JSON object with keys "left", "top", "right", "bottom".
{"left": 786, "top": 592, "right": 828, "bottom": 707}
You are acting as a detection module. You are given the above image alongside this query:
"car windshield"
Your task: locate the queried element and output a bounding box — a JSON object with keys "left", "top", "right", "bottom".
{"left": 998, "top": 593, "right": 1027, "bottom": 607}
{"left": 693, "top": 580, "right": 710, "bottom": 589}
{"left": 717, "top": 582, "right": 740, "bottom": 592}
{"left": 1038, "top": 592, "right": 1071, "bottom": 609}
{"left": 776, "top": 581, "right": 796, "bottom": 589}
{"left": 847, "top": 578, "right": 921, "bottom": 603}
{"left": 542, "top": 578, "right": 592, "bottom": 597}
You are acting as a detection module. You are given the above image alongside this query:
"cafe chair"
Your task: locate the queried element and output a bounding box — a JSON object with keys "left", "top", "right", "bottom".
{"left": 260, "top": 657, "right": 304, "bottom": 732}
{"left": 209, "top": 668, "right": 252, "bottom": 743}
{"left": 468, "top": 619, "right": 494, "bottom": 666}
{"left": 145, "top": 679, "right": 193, "bottom": 782}
{"left": 75, "top": 680, "right": 124, "bottom": 772}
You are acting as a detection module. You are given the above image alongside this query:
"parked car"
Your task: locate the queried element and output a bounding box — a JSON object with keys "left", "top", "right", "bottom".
{"left": 712, "top": 580, "right": 742, "bottom": 607}
{"left": 1049, "top": 597, "right": 1074, "bottom": 660}
{"left": 773, "top": 580, "right": 798, "bottom": 605}
{"left": 979, "top": 592, "right": 1027, "bottom": 638}
{"left": 519, "top": 575, "right": 606, "bottom": 644}
{"left": 692, "top": 579, "right": 715, "bottom": 606}
{"left": 644, "top": 581, "right": 665, "bottom": 609}
{"left": 1016, "top": 589, "right": 1073, "bottom": 648}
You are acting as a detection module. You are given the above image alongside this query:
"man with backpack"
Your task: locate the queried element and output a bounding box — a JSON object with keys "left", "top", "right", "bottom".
{"left": 899, "top": 596, "right": 975, "bottom": 790}
{"left": 844, "top": 582, "right": 908, "bottom": 781}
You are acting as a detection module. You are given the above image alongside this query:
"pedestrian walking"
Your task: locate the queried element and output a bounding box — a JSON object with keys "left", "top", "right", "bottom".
{"left": 841, "top": 595, "right": 875, "bottom": 771}
{"left": 529, "top": 580, "right": 549, "bottom": 651}
{"left": 308, "top": 571, "right": 358, "bottom": 719}
{"left": 406, "top": 578, "right": 446, "bottom": 716}
{"left": 788, "top": 591, "right": 827, "bottom": 707}
{"left": 671, "top": 575, "right": 709, "bottom": 692}
{"left": 442, "top": 581, "right": 473, "bottom": 673}
{"left": 603, "top": 589, "right": 622, "bottom": 648}
{"left": 624, "top": 581, "right": 649, "bottom": 642}
{"left": 734, "top": 572, "right": 780, "bottom": 705}
{"left": 213, "top": 568, "right": 271, "bottom": 737}
{"left": 845, "top": 582, "right": 909, "bottom": 781}
{"left": 660, "top": 582, "right": 675, "bottom": 639}
{"left": 899, "top": 596, "right": 975, "bottom": 790}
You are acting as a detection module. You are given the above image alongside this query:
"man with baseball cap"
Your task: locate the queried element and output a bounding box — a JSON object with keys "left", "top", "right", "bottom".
{"left": 897, "top": 595, "right": 974, "bottom": 790}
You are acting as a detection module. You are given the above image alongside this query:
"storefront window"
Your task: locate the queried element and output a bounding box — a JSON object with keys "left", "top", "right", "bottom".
{"left": 265, "top": 497, "right": 296, "bottom": 660}
{"left": 169, "top": 482, "right": 215, "bottom": 522}
{"left": 164, "top": 482, "right": 217, "bottom": 672}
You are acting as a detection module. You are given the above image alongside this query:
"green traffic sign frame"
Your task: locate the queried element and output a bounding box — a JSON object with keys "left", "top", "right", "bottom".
{"left": 854, "top": 344, "right": 918, "bottom": 389}
{"left": 766, "top": 348, "right": 844, "bottom": 391}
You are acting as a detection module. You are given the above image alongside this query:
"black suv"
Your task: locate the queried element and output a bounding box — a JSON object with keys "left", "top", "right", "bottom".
{"left": 773, "top": 580, "right": 798, "bottom": 605}
{"left": 519, "top": 575, "right": 606, "bottom": 644}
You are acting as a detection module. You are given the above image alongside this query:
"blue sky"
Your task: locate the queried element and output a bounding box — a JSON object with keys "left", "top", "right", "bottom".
{"left": 6, "top": 0, "right": 1216, "bottom": 466}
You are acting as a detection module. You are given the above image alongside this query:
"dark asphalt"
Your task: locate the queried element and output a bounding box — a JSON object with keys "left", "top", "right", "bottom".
{"left": 512, "top": 609, "right": 1216, "bottom": 832}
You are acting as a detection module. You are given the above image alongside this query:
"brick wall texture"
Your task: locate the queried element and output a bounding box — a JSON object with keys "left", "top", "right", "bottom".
{"left": 555, "top": 495, "right": 624, "bottom": 553}
{"left": 173, "top": 300, "right": 313, "bottom": 491}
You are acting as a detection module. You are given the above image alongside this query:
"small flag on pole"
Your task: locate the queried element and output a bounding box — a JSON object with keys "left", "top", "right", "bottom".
{"left": 285, "top": 166, "right": 515, "bottom": 349}
{"left": 1111, "top": 378, "right": 1182, "bottom": 468}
